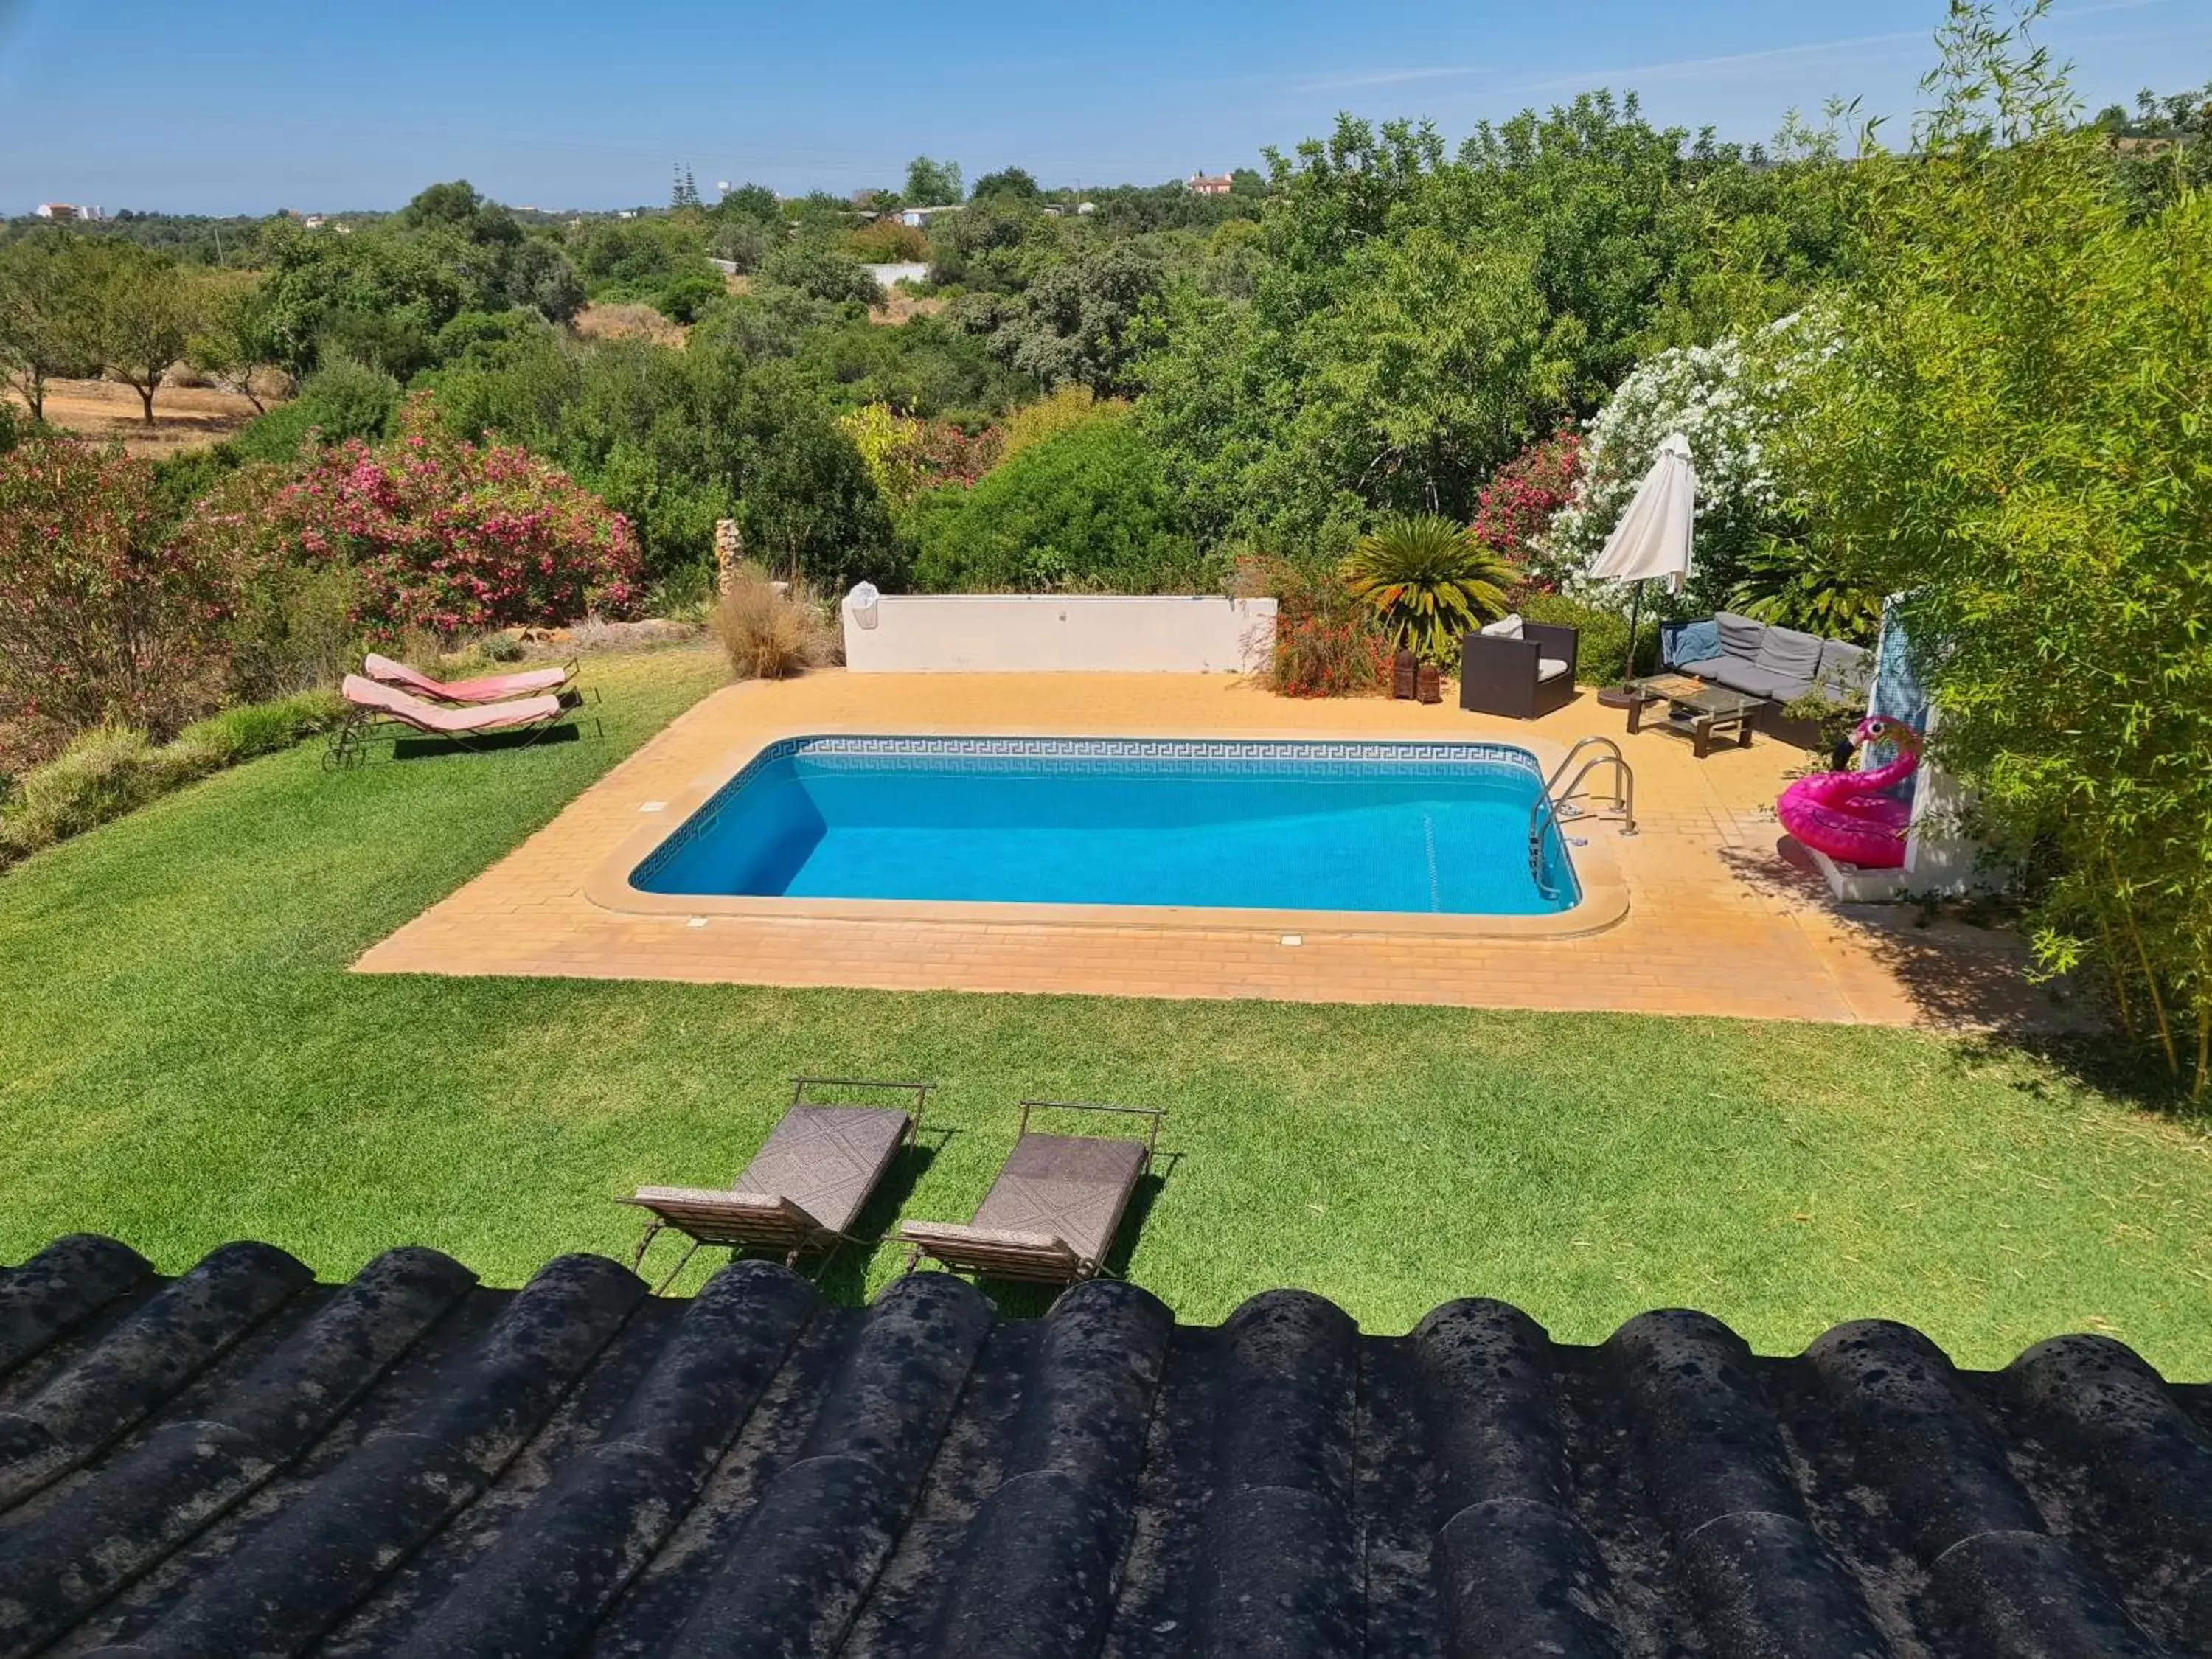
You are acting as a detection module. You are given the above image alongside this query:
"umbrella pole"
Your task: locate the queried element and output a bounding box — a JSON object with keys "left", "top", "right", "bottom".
{"left": 1624, "top": 580, "right": 1646, "bottom": 687}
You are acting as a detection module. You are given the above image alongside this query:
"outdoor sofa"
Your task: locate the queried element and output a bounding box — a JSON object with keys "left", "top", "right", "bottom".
{"left": 1459, "top": 613, "right": 1579, "bottom": 720}
{"left": 1660, "top": 611, "right": 1871, "bottom": 747}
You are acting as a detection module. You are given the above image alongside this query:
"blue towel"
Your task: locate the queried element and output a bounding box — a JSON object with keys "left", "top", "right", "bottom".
{"left": 1661, "top": 617, "right": 1720, "bottom": 669}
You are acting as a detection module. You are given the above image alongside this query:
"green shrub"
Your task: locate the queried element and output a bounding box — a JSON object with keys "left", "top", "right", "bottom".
{"left": 1, "top": 692, "right": 346, "bottom": 864}
{"left": 909, "top": 413, "right": 1202, "bottom": 593}
{"left": 1726, "top": 535, "right": 1883, "bottom": 643}
{"left": 1520, "top": 592, "right": 1647, "bottom": 685}
{"left": 0, "top": 726, "right": 211, "bottom": 858}
{"left": 226, "top": 359, "right": 400, "bottom": 464}
{"left": 175, "top": 689, "right": 344, "bottom": 765}
{"left": 757, "top": 243, "right": 884, "bottom": 307}
{"left": 225, "top": 562, "right": 361, "bottom": 703}
{"left": 431, "top": 308, "right": 548, "bottom": 369}
{"left": 658, "top": 273, "right": 727, "bottom": 325}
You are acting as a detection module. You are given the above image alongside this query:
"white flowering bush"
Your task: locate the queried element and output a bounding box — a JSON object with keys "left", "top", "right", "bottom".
{"left": 1539, "top": 313, "right": 1833, "bottom": 596}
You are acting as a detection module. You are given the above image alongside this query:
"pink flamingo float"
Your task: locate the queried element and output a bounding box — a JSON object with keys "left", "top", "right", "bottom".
{"left": 1777, "top": 715, "right": 1922, "bottom": 870}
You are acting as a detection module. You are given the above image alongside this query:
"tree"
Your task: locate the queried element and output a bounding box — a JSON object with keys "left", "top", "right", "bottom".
{"left": 0, "top": 235, "right": 105, "bottom": 422}
{"left": 904, "top": 156, "right": 964, "bottom": 206}
{"left": 908, "top": 409, "right": 1200, "bottom": 593}
{"left": 251, "top": 218, "right": 474, "bottom": 375}
{"left": 187, "top": 271, "right": 282, "bottom": 411}
{"left": 90, "top": 244, "right": 200, "bottom": 425}
{"left": 715, "top": 182, "right": 782, "bottom": 223}
{"left": 504, "top": 237, "right": 586, "bottom": 325}
{"left": 1786, "top": 1, "right": 2212, "bottom": 1091}
{"left": 972, "top": 167, "right": 1041, "bottom": 204}
{"left": 922, "top": 196, "right": 1037, "bottom": 291}
{"left": 960, "top": 241, "right": 1164, "bottom": 394}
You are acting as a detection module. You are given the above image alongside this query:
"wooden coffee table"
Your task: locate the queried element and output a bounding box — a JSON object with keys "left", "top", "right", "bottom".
{"left": 1624, "top": 675, "right": 1763, "bottom": 757}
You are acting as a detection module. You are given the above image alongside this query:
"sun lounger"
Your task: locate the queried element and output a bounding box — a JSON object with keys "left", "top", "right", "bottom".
{"left": 899, "top": 1101, "right": 1164, "bottom": 1285}
{"left": 325, "top": 674, "right": 580, "bottom": 768}
{"left": 622, "top": 1078, "right": 931, "bottom": 1290}
{"left": 363, "top": 651, "right": 577, "bottom": 705}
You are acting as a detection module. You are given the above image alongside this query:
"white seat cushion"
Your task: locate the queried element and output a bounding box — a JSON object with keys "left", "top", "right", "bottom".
{"left": 1537, "top": 657, "right": 1570, "bottom": 682}
{"left": 1481, "top": 613, "right": 1524, "bottom": 639}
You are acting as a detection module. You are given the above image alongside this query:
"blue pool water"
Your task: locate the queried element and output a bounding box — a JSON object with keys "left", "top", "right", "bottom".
{"left": 631, "top": 737, "right": 1579, "bottom": 917}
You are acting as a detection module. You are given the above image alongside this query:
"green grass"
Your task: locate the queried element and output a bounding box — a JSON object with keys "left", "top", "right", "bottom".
{"left": 4, "top": 645, "right": 2211, "bottom": 1374}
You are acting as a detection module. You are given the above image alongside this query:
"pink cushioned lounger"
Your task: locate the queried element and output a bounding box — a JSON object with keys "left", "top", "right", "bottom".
{"left": 362, "top": 652, "right": 573, "bottom": 705}
{"left": 341, "top": 675, "right": 563, "bottom": 734}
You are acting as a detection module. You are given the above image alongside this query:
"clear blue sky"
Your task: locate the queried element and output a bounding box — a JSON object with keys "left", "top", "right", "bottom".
{"left": 1, "top": 1, "right": 2205, "bottom": 215}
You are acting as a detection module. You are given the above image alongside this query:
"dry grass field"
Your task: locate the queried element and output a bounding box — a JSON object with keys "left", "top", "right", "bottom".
{"left": 7, "top": 375, "right": 267, "bottom": 459}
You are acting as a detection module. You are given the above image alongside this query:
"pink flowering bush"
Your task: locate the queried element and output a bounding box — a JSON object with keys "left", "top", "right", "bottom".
{"left": 259, "top": 400, "right": 642, "bottom": 639}
{"left": 0, "top": 436, "right": 234, "bottom": 745}
{"left": 1472, "top": 428, "right": 1582, "bottom": 576}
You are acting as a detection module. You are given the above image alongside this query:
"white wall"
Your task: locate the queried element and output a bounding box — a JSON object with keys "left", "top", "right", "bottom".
{"left": 861, "top": 262, "right": 931, "bottom": 288}
{"left": 841, "top": 593, "right": 1276, "bottom": 674}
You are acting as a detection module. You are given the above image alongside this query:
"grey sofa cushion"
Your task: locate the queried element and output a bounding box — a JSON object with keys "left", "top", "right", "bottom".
{"left": 1537, "top": 657, "right": 1571, "bottom": 683}
{"left": 1714, "top": 611, "right": 1767, "bottom": 662}
{"left": 1818, "top": 639, "right": 1871, "bottom": 700}
{"left": 1753, "top": 625, "right": 1825, "bottom": 681}
{"left": 1705, "top": 664, "right": 1801, "bottom": 699}
{"left": 1676, "top": 655, "right": 1737, "bottom": 683}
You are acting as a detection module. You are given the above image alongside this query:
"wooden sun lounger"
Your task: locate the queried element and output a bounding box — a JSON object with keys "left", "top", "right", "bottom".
{"left": 899, "top": 1101, "right": 1164, "bottom": 1286}
{"left": 363, "top": 651, "right": 577, "bottom": 705}
{"left": 622, "top": 1078, "right": 931, "bottom": 1291}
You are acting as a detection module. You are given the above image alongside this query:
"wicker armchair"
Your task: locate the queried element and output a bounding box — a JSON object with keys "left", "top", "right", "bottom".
{"left": 1459, "top": 623, "right": 1579, "bottom": 720}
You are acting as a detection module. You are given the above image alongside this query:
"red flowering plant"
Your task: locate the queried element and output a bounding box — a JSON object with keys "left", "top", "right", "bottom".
{"left": 262, "top": 397, "right": 643, "bottom": 640}
{"left": 1471, "top": 427, "right": 1582, "bottom": 586}
{"left": 1232, "top": 552, "right": 1389, "bottom": 698}
{"left": 0, "top": 435, "right": 236, "bottom": 745}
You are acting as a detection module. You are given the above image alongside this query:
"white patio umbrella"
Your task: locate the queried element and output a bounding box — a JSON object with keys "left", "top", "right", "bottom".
{"left": 1588, "top": 431, "right": 1696, "bottom": 693}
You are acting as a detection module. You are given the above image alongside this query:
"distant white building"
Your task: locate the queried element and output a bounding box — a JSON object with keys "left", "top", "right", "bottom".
{"left": 1186, "top": 173, "right": 1234, "bottom": 197}
{"left": 897, "top": 204, "right": 964, "bottom": 229}
{"left": 35, "top": 202, "right": 102, "bottom": 221}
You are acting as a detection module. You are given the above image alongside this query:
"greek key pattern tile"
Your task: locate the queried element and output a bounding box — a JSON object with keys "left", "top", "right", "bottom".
{"left": 634, "top": 734, "right": 1546, "bottom": 880}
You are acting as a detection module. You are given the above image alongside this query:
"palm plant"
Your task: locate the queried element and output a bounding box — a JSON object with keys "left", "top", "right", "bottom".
{"left": 1728, "top": 535, "right": 1885, "bottom": 642}
{"left": 1341, "top": 512, "right": 1518, "bottom": 664}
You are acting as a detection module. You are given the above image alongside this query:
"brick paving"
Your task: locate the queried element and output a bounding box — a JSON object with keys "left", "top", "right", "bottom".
{"left": 354, "top": 670, "right": 2065, "bottom": 1027}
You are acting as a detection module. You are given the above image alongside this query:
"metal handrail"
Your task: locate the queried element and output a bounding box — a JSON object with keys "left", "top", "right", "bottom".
{"left": 1541, "top": 736, "right": 1628, "bottom": 807}
{"left": 1528, "top": 739, "right": 1637, "bottom": 898}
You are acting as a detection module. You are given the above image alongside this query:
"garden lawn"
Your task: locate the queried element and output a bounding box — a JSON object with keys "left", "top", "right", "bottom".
{"left": 4, "top": 644, "right": 2211, "bottom": 1376}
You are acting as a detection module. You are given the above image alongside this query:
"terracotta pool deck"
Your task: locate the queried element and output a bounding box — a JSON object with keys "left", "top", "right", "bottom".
{"left": 355, "top": 669, "right": 2066, "bottom": 1027}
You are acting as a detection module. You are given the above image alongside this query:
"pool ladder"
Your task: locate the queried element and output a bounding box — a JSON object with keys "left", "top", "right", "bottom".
{"left": 1529, "top": 737, "right": 1636, "bottom": 898}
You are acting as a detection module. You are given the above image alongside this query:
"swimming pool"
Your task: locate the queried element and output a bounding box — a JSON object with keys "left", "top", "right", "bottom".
{"left": 628, "top": 736, "right": 1580, "bottom": 917}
